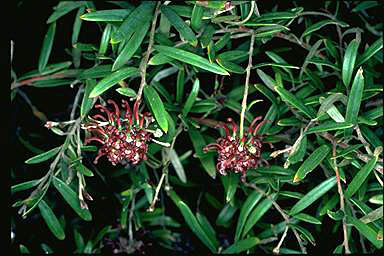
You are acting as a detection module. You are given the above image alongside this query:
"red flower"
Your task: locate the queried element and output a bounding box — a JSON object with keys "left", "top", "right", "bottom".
{"left": 82, "top": 99, "right": 156, "bottom": 166}
{"left": 204, "top": 116, "right": 271, "bottom": 181}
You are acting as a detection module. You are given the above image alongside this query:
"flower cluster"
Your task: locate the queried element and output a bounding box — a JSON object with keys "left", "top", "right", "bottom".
{"left": 204, "top": 116, "right": 271, "bottom": 181}
{"left": 83, "top": 99, "right": 159, "bottom": 166}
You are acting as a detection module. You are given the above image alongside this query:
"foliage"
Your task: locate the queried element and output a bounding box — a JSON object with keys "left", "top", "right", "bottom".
{"left": 11, "top": 1, "right": 383, "bottom": 254}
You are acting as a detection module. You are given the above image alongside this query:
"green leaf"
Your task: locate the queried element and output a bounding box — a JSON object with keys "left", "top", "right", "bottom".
{"left": 89, "top": 67, "right": 139, "bottom": 98}
{"left": 74, "top": 229, "right": 85, "bottom": 252}
{"left": 19, "top": 244, "right": 30, "bottom": 254}
{"left": 305, "top": 121, "right": 353, "bottom": 134}
{"left": 111, "top": 1, "right": 156, "bottom": 44}
{"left": 253, "top": 84, "right": 278, "bottom": 105}
{"left": 80, "top": 79, "right": 96, "bottom": 118}
{"left": 191, "top": 3, "right": 204, "bottom": 31}
{"left": 116, "top": 87, "right": 137, "bottom": 97}
{"left": 161, "top": 5, "right": 198, "bottom": 46}
{"left": 293, "top": 213, "right": 322, "bottom": 225}
{"left": 369, "top": 194, "right": 383, "bottom": 205}
{"left": 222, "top": 237, "right": 260, "bottom": 254}
{"left": 317, "top": 93, "right": 348, "bottom": 118}
{"left": 347, "top": 215, "right": 383, "bottom": 249}
{"left": 25, "top": 146, "right": 61, "bottom": 164}
{"left": 352, "top": 1, "right": 380, "bottom": 12}
{"left": 80, "top": 9, "right": 132, "bottom": 22}
{"left": 11, "top": 179, "right": 41, "bottom": 194}
{"left": 77, "top": 64, "right": 112, "bottom": 80}
{"left": 216, "top": 204, "right": 237, "bottom": 227}
{"left": 47, "top": 2, "right": 86, "bottom": 23}
{"left": 242, "top": 195, "right": 275, "bottom": 237}
{"left": 360, "top": 206, "right": 383, "bottom": 224}
{"left": 256, "top": 69, "right": 276, "bottom": 91}
{"left": 200, "top": 24, "right": 216, "bottom": 48}
{"left": 144, "top": 86, "right": 169, "bottom": 133}
{"left": 182, "top": 78, "right": 200, "bottom": 116}
{"left": 168, "top": 190, "right": 217, "bottom": 252}
{"left": 98, "top": 24, "right": 112, "bottom": 55}
{"left": 274, "top": 86, "right": 316, "bottom": 119}
{"left": 290, "top": 223, "right": 316, "bottom": 246}
{"left": 215, "top": 32, "right": 230, "bottom": 52}
{"left": 344, "top": 68, "right": 364, "bottom": 136}
{"left": 345, "top": 153, "right": 379, "bottom": 199}
{"left": 112, "top": 21, "right": 150, "bottom": 71}
{"left": 38, "top": 200, "right": 65, "bottom": 240}
{"left": 342, "top": 39, "right": 360, "bottom": 88}
{"left": 287, "top": 135, "right": 308, "bottom": 165}
{"left": 327, "top": 209, "right": 344, "bottom": 221}
{"left": 289, "top": 176, "right": 337, "bottom": 216}
{"left": 93, "top": 225, "right": 112, "bottom": 245}
{"left": 356, "top": 37, "right": 383, "bottom": 67}
{"left": 234, "top": 190, "right": 262, "bottom": 241}
{"left": 216, "top": 58, "right": 245, "bottom": 74}
{"left": 301, "top": 19, "right": 348, "bottom": 39}
{"left": 176, "top": 68, "right": 185, "bottom": 103}
{"left": 38, "top": 22, "right": 56, "bottom": 73}
{"left": 153, "top": 45, "right": 229, "bottom": 75}
{"left": 222, "top": 172, "right": 239, "bottom": 203}
{"left": 71, "top": 7, "right": 85, "bottom": 45}
{"left": 196, "top": 212, "right": 220, "bottom": 248}
{"left": 169, "top": 149, "right": 187, "bottom": 183}
{"left": 52, "top": 177, "right": 92, "bottom": 221}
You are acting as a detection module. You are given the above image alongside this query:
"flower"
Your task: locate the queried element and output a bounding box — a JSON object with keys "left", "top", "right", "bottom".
{"left": 82, "top": 99, "right": 156, "bottom": 166}
{"left": 203, "top": 116, "right": 271, "bottom": 181}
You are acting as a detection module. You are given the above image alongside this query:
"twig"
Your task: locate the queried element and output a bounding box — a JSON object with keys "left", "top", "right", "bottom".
{"left": 128, "top": 193, "right": 136, "bottom": 243}
{"left": 70, "top": 84, "right": 84, "bottom": 120}
{"left": 239, "top": 32, "right": 255, "bottom": 139}
{"left": 273, "top": 226, "right": 289, "bottom": 254}
{"left": 225, "top": 1, "right": 255, "bottom": 25}
{"left": 11, "top": 73, "right": 67, "bottom": 90}
{"left": 331, "top": 140, "right": 350, "bottom": 254}
{"left": 135, "top": 2, "right": 161, "bottom": 104}
{"left": 355, "top": 125, "right": 373, "bottom": 155}
{"left": 244, "top": 182, "right": 307, "bottom": 253}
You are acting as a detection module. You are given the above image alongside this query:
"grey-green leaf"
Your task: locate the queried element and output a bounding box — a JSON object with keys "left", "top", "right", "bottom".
{"left": 222, "top": 237, "right": 260, "bottom": 254}
{"left": 182, "top": 78, "right": 200, "bottom": 116}
{"left": 39, "top": 22, "right": 56, "bottom": 73}
{"left": 80, "top": 79, "right": 96, "bottom": 118}
{"left": 289, "top": 176, "right": 337, "bottom": 216}
{"left": 153, "top": 45, "right": 229, "bottom": 75}
{"left": 242, "top": 196, "right": 275, "bottom": 237}
{"left": 52, "top": 177, "right": 92, "bottom": 221}
{"left": 25, "top": 146, "right": 61, "bottom": 164}
{"left": 144, "top": 86, "right": 169, "bottom": 133}
{"left": 347, "top": 215, "right": 383, "bottom": 249}
{"left": 38, "top": 200, "right": 65, "bottom": 240}
{"left": 356, "top": 37, "right": 383, "bottom": 67}
{"left": 342, "top": 39, "right": 360, "bottom": 88}
{"left": 89, "top": 67, "right": 139, "bottom": 98}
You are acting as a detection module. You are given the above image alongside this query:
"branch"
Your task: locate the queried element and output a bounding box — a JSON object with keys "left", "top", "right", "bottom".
{"left": 135, "top": 2, "right": 161, "bottom": 105}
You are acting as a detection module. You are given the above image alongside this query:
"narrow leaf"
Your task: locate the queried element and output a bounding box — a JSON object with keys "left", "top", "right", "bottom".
{"left": 80, "top": 79, "right": 96, "bottom": 118}
{"left": 342, "top": 39, "right": 360, "bottom": 88}
{"left": 169, "top": 149, "right": 187, "bottom": 183}
{"left": 25, "top": 146, "right": 61, "bottom": 164}
{"left": 80, "top": 9, "right": 132, "bottom": 22}
{"left": 301, "top": 19, "right": 348, "bottom": 39}
{"left": 305, "top": 121, "right": 353, "bottom": 134}
{"left": 182, "top": 78, "right": 200, "bottom": 116}
{"left": 38, "top": 200, "right": 65, "bottom": 240}
{"left": 293, "top": 213, "right": 322, "bottom": 225}
{"left": 144, "top": 86, "right": 169, "bottom": 133}
{"left": 356, "top": 37, "right": 383, "bottom": 67}
{"left": 116, "top": 87, "right": 137, "bottom": 97}
{"left": 347, "top": 215, "right": 383, "bottom": 249}
{"left": 39, "top": 22, "right": 56, "bottom": 73}
{"left": 222, "top": 237, "right": 260, "bottom": 254}
{"left": 242, "top": 196, "right": 275, "bottom": 237}
{"left": 289, "top": 176, "right": 337, "bottom": 216}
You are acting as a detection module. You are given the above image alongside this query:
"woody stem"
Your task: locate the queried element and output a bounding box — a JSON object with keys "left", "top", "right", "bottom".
{"left": 239, "top": 32, "right": 255, "bottom": 140}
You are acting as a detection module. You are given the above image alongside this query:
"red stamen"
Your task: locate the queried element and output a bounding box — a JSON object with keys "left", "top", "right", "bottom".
{"left": 85, "top": 136, "right": 105, "bottom": 145}
{"left": 122, "top": 100, "right": 132, "bottom": 120}
{"left": 95, "top": 104, "right": 113, "bottom": 123}
{"left": 92, "top": 114, "right": 107, "bottom": 121}
{"left": 253, "top": 119, "right": 269, "bottom": 135}
{"left": 227, "top": 118, "right": 238, "bottom": 136}
{"left": 248, "top": 116, "right": 262, "bottom": 134}
{"left": 107, "top": 99, "right": 121, "bottom": 127}
{"left": 133, "top": 100, "right": 140, "bottom": 125}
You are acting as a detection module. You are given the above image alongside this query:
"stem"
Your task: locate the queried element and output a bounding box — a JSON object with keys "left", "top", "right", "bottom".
{"left": 225, "top": 1, "right": 255, "bottom": 25}
{"left": 331, "top": 141, "right": 350, "bottom": 254}
{"left": 135, "top": 2, "right": 161, "bottom": 104}
{"left": 239, "top": 32, "right": 256, "bottom": 139}
{"left": 273, "top": 226, "right": 289, "bottom": 254}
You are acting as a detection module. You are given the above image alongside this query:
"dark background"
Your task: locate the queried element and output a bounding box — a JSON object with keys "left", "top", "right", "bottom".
{"left": 11, "top": 1, "right": 382, "bottom": 254}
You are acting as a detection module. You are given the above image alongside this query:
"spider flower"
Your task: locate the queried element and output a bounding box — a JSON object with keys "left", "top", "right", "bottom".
{"left": 204, "top": 116, "right": 271, "bottom": 181}
{"left": 82, "top": 99, "right": 160, "bottom": 166}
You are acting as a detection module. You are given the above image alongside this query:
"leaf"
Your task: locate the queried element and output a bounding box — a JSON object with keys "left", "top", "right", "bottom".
{"left": 347, "top": 215, "right": 383, "bottom": 249}
{"left": 191, "top": 3, "right": 204, "bottom": 31}
{"left": 253, "top": 84, "right": 278, "bottom": 105}
{"left": 72, "top": 7, "right": 85, "bottom": 45}
{"left": 342, "top": 39, "right": 360, "bottom": 88}
{"left": 356, "top": 37, "right": 383, "bottom": 67}
{"left": 80, "top": 9, "right": 132, "bottom": 22}
{"left": 293, "top": 213, "right": 322, "bottom": 225}
{"left": 216, "top": 204, "right": 237, "bottom": 227}
{"left": 38, "top": 200, "right": 65, "bottom": 240}
{"left": 161, "top": 5, "right": 197, "bottom": 46}
{"left": 89, "top": 67, "right": 139, "bottom": 98}
{"left": 289, "top": 176, "right": 337, "bottom": 216}
{"left": 112, "top": 21, "right": 150, "bottom": 71}
{"left": 111, "top": 1, "right": 156, "bottom": 44}
{"left": 369, "top": 194, "right": 383, "bottom": 205}
{"left": 11, "top": 179, "right": 41, "bottom": 194}
{"left": 52, "top": 176, "right": 92, "bottom": 221}
{"left": 290, "top": 224, "right": 316, "bottom": 246}
{"left": 317, "top": 93, "right": 348, "bottom": 117}
{"left": 80, "top": 79, "right": 96, "bottom": 118}
{"left": 169, "top": 149, "right": 187, "bottom": 183}
{"left": 256, "top": 69, "right": 276, "bottom": 91}
{"left": 234, "top": 190, "right": 262, "bottom": 241}
{"left": 77, "top": 64, "right": 112, "bottom": 80}
{"left": 242, "top": 196, "right": 275, "bottom": 238}
{"left": 25, "top": 146, "right": 61, "bottom": 164}
{"left": 352, "top": 1, "right": 380, "bottom": 12}
{"left": 98, "top": 24, "right": 112, "bottom": 55}
{"left": 222, "top": 237, "right": 260, "bottom": 254}
{"left": 93, "top": 225, "right": 112, "bottom": 245}
{"left": 182, "top": 78, "right": 200, "bottom": 116}
{"left": 305, "top": 121, "right": 353, "bottom": 134}
{"left": 344, "top": 68, "right": 364, "bottom": 136}
{"left": 360, "top": 206, "right": 383, "bottom": 224}
{"left": 116, "top": 87, "right": 137, "bottom": 97}
{"left": 222, "top": 172, "right": 239, "bottom": 203}
{"left": 216, "top": 58, "right": 245, "bottom": 74}
{"left": 176, "top": 68, "right": 185, "bottom": 103}
{"left": 274, "top": 86, "right": 316, "bottom": 119}
{"left": 167, "top": 190, "right": 217, "bottom": 252}
{"left": 196, "top": 212, "right": 220, "bottom": 248}
{"left": 38, "top": 22, "right": 56, "bottom": 73}
{"left": 301, "top": 19, "right": 348, "bottom": 39}
{"left": 153, "top": 45, "right": 229, "bottom": 75}
{"left": 47, "top": 2, "right": 86, "bottom": 23}
{"left": 144, "top": 85, "right": 169, "bottom": 133}
{"left": 200, "top": 24, "right": 216, "bottom": 48}
{"left": 345, "top": 153, "right": 379, "bottom": 199}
